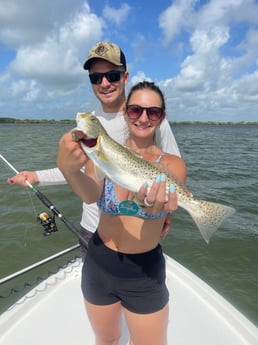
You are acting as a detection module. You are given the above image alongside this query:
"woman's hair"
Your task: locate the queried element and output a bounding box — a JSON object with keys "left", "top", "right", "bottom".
{"left": 126, "top": 81, "right": 166, "bottom": 113}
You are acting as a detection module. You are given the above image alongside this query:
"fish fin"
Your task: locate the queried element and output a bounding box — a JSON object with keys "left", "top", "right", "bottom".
{"left": 181, "top": 199, "right": 236, "bottom": 243}
{"left": 94, "top": 165, "right": 106, "bottom": 180}
{"left": 152, "top": 162, "right": 169, "bottom": 173}
{"left": 93, "top": 150, "right": 109, "bottom": 180}
{"left": 96, "top": 150, "right": 110, "bottom": 162}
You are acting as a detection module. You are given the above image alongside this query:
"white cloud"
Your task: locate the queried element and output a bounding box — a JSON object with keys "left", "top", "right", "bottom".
{"left": 198, "top": 0, "right": 258, "bottom": 28}
{"left": 1, "top": 2, "right": 103, "bottom": 107}
{"left": 159, "top": 0, "right": 258, "bottom": 44}
{"left": 10, "top": 7, "right": 102, "bottom": 89}
{"left": 157, "top": 0, "right": 258, "bottom": 121}
{"left": 102, "top": 3, "right": 131, "bottom": 27}
{"left": 171, "top": 27, "right": 230, "bottom": 93}
{"left": 159, "top": 0, "right": 196, "bottom": 45}
{"left": 190, "top": 26, "right": 229, "bottom": 53}
{"left": 0, "top": 0, "right": 84, "bottom": 47}
{"left": 130, "top": 71, "right": 152, "bottom": 87}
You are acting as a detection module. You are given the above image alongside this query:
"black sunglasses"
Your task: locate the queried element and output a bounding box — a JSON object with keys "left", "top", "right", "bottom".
{"left": 89, "top": 70, "right": 124, "bottom": 84}
{"left": 126, "top": 105, "right": 164, "bottom": 121}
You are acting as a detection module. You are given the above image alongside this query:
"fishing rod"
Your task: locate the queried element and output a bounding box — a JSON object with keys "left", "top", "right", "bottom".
{"left": 0, "top": 154, "right": 88, "bottom": 248}
{"left": 0, "top": 244, "right": 80, "bottom": 284}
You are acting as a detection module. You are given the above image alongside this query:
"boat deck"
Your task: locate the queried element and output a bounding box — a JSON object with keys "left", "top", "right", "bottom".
{"left": 0, "top": 256, "right": 257, "bottom": 345}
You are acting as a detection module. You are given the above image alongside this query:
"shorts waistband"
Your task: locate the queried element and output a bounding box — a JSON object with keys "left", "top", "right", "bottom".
{"left": 88, "top": 231, "right": 164, "bottom": 278}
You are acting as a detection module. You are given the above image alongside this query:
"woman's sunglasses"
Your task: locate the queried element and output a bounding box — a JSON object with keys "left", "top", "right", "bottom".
{"left": 89, "top": 70, "right": 124, "bottom": 85}
{"left": 126, "top": 105, "right": 164, "bottom": 121}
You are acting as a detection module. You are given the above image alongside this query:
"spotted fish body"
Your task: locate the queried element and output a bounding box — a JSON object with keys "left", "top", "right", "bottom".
{"left": 76, "top": 112, "right": 235, "bottom": 243}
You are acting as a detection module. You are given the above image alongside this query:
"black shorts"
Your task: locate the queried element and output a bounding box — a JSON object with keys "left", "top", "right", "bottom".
{"left": 81, "top": 231, "right": 169, "bottom": 314}
{"left": 79, "top": 226, "right": 94, "bottom": 262}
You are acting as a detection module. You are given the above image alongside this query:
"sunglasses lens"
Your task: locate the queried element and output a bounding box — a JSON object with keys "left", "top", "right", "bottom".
{"left": 127, "top": 105, "right": 163, "bottom": 121}
{"left": 126, "top": 105, "right": 143, "bottom": 119}
{"left": 89, "top": 71, "right": 123, "bottom": 84}
{"left": 89, "top": 73, "right": 102, "bottom": 84}
{"left": 147, "top": 107, "right": 163, "bottom": 120}
{"left": 106, "top": 71, "right": 122, "bottom": 82}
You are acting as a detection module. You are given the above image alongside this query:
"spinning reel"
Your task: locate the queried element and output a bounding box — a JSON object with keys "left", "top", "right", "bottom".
{"left": 37, "top": 212, "right": 58, "bottom": 236}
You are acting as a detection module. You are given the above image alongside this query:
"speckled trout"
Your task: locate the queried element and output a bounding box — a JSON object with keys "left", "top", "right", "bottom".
{"left": 75, "top": 112, "right": 235, "bottom": 243}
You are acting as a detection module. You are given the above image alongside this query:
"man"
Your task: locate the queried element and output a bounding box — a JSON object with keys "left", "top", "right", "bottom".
{"left": 7, "top": 41, "right": 181, "bottom": 260}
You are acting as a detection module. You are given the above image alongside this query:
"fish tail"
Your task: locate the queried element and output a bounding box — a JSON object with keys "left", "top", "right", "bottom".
{"left": 184, "top": 199, "right": 235, "bottom": 243}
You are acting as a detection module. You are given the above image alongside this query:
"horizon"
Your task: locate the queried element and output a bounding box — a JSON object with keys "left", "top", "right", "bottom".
{"left": 1, "top": 116, "right": 257, "bottom": 125}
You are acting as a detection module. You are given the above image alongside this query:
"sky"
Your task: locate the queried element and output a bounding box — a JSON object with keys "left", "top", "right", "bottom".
{"left": 0, "top": 0, "right": 258, "bottom": 122}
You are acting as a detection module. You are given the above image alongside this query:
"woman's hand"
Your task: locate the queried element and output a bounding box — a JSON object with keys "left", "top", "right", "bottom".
{"left": 136, "top": 173, "right": 178, "bottom": 214}
{"left": 57, "top": 130, "right": 88, "bottom": 175}
{"left": 57, "top": 130, "right": 102, "bottom": 204}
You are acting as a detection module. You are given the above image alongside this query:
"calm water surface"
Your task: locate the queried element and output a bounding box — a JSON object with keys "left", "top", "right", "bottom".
{"left": 0, "top": 123, "right": 257, "bottom": 325}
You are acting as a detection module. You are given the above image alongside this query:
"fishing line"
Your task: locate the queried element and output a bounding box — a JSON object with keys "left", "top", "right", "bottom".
{"left": 0, "top": 154, "right": 51, "bottom": 240}
{"left": 25, "top": 186, "right": 38, "bottom": 217}
{"left": 0, "top": 154, "right": 88, "bottom": 248}
{"left": 19, "top": 184, "right": 42, "bottom": 246}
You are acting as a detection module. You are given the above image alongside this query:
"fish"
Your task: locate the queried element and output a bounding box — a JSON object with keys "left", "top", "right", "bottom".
{"left": 75, "top": 112, "right": 235, "bottom": 243}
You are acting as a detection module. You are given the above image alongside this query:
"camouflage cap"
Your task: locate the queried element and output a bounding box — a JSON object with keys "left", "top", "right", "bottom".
{"left": 83, "top": 41, "right": 126, "bottom": 70}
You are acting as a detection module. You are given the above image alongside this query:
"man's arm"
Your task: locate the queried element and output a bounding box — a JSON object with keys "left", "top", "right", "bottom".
{"left": 7, "top": 168, "right": 67, "bottom": 187}
{"left": 36, "top": 168, "right": 67, "bottom": 186}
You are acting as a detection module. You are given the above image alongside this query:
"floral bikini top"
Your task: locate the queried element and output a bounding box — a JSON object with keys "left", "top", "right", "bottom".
{"left": 97, "top": 152, "right": 168, "bottom": 219}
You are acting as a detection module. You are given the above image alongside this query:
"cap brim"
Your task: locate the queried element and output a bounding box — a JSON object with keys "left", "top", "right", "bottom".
{"left": 83, "top": 57, "right": 124, "bottom": 70}
{"left": 83, "top": 58, "right": 95, "bottom": 70}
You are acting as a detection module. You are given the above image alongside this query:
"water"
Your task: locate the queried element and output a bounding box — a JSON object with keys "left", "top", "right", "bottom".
{"left": 0, "top": 123, "right": 257, "bottom": 325}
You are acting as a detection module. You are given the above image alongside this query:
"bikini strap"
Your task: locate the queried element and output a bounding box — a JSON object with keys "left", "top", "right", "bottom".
{"left": 155, "top": 152, "right": 167, "bottom": 163}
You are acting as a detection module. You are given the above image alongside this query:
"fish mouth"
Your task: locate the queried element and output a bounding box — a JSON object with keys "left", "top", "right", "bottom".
{"left": 72, "top": 130, "right": 97, "bottom": 147}
{"left": 80, "top": 136, "right": 97, "bottom": 148}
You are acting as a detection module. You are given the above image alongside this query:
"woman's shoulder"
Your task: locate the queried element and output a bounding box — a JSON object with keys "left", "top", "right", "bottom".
{"left": 159, "top": 152, "right": 183, "bottom": 163}
{"left": 159, "top": 153, "right": 186, "bottom": 183}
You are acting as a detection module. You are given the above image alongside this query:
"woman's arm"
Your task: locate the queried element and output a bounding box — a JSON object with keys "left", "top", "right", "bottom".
{"left": 164, "top": 154, "right": 187, "bottom": 184}
{"left": 57, "top": 132, "right": 102, "bottom": 204}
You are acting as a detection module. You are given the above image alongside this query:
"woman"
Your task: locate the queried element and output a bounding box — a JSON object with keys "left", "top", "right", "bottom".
{"left": 57, "top": 81, "right": 186, "bottom": 345}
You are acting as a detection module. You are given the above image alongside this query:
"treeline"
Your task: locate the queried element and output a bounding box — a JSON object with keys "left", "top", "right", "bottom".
{"left": 169, "top": 121, "right": 258, "bottom": 125}
{"left": 0, "top": 117, "right": 257, "bottom": 125}
{"left": 0, "top": 117, "right": 75, "bottom": 124}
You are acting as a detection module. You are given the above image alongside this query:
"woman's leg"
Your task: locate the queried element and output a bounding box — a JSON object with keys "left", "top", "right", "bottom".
{"left": 124, "top": 304, "right": 169, "bottom": 345}
{"left": 84, "top": 299, "right": 123, "bottom": 345}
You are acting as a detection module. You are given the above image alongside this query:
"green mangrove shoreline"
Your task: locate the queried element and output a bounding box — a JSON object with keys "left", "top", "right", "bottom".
{"left": 0, "top": 117, "right": 257, "bottom": 125}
